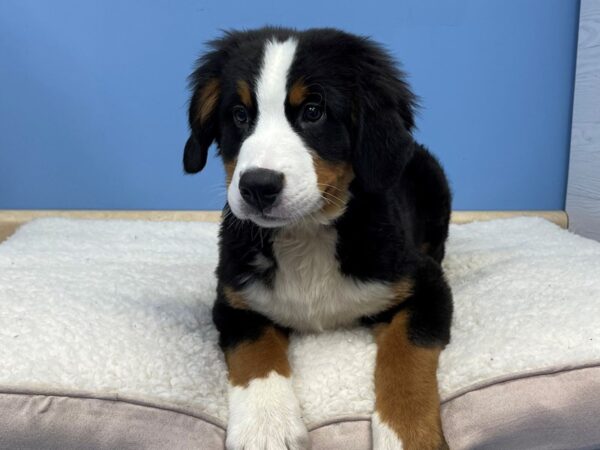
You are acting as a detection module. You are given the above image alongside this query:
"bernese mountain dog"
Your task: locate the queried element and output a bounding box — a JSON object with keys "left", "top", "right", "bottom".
{"left": 183, "top": 27, "right": 452, "bottom": 450}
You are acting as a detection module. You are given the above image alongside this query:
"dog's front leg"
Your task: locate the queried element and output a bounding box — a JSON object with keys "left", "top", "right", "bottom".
{"left": 369, "top": 260, "right": 452, "bottom": 450}
{"left": 371, "top": 311, "right": 447, "bottom": 450}
{"left": 213, "top": 289, "right": 309, "bottom": 450}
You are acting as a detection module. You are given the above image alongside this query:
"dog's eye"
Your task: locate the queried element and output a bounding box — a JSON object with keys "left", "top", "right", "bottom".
{"left": 232, "top": 106, "right": 248, "bottom": 125}
{"left": 302, "top": 103, "right": 323, "bottom": 122}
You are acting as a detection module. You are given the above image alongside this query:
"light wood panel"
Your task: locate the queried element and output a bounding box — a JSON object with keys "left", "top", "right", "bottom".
{"left": 450, "top": 210, "right": 567, "bottom": 228}
{"left": 567, "top": 0, "right": 600, "bottom": 241}
{"left": 0, "top": 210, "right": 221, "bottom": 243}
{"left": 0, "top": 210, "right": 567, "bottom": 243}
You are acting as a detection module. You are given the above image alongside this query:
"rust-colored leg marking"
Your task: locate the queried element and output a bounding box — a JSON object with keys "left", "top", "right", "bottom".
{"left": 226, "top": 326, "right": 291, "bottom": 387}
{"left": 374, "top": 312, "right": 448, "bottom": 450}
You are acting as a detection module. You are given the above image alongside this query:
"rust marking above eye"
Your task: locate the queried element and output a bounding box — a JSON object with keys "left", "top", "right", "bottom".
{"left": 196, "top": 78, "right": 220, "bottom": 126}
{"left": 236, "top": 80, "right": 252, "bottom": 108}
{"left": 289, "top": 79, "right": 309, "bottom": 106}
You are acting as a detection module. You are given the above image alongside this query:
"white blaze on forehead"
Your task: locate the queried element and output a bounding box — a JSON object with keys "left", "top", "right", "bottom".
{"left": 227, "top": 37, "right": 323, "bottom": 225}
{"left": 256, "top": 38, "right": 298, "bottom": 120}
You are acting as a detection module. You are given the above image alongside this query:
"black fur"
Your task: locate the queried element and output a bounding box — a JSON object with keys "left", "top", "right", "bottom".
{"left": 361, "top": 257, "right": 453, "bottom": 348}
{"left": 184, "top": 27, "right": 453, "bottom": 351}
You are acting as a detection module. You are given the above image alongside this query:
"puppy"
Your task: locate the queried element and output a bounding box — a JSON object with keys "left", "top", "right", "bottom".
{"left": 183, "top": 27, "right": 452, "bottom": 450}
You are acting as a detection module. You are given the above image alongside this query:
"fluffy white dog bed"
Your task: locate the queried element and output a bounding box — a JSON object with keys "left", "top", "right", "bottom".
{"left": 1, "top": 217, "right": 599, "bottom": 449}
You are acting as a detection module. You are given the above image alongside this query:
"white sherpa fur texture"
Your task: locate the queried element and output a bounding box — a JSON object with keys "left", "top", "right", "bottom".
{"left": 0, "top": 217, "right": 599, "bottom": 427}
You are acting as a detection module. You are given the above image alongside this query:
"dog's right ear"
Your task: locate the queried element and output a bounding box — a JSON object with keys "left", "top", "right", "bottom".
{"left": 183, "top": 44, "right": 227, "bottom": 174}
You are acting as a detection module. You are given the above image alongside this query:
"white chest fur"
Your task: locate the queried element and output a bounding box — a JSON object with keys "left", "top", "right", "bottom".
{"left": 242, "top": 224, "right": 396, "bottom": 332}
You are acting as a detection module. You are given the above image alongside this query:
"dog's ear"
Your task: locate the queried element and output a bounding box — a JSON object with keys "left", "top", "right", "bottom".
{"left": 183, "top": 41, "right": 229, "bottom": 174}
{"left": 352, "top": 40, "right": 418, "bottom": 192}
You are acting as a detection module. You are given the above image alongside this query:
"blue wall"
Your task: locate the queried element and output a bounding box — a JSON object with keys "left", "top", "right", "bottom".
{"left": 0, "top": 0, "right": 579, "bottom": 210}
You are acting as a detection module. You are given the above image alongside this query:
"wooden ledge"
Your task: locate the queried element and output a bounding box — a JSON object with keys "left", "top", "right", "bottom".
{"left": 0, "top": 210, "right": 567, "bottom": 243}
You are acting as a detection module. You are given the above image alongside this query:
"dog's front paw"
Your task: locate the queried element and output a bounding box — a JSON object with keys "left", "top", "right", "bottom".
{"left": 371, "top": 413, "right": 404, "bottom": 450}
{"left": 371, "top": 412, "right": 448, "bottom": 450}
{"left": 226, "top": 372, "right": 310, "bottom": 450}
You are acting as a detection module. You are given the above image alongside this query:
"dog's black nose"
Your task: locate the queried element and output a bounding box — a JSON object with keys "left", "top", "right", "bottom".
{"left": 239, "top": 168, "right": 284, "bottom": 212}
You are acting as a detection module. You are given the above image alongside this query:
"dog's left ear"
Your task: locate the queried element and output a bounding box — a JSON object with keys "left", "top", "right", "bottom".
{"left": 184, "top": 77, "right": 220, "bottom": 173}
{"left": 184, "top": 38, "right": 231, "bottom": 174}
{"left": 352, "top": 40, "right": 418, "bottom": 192}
